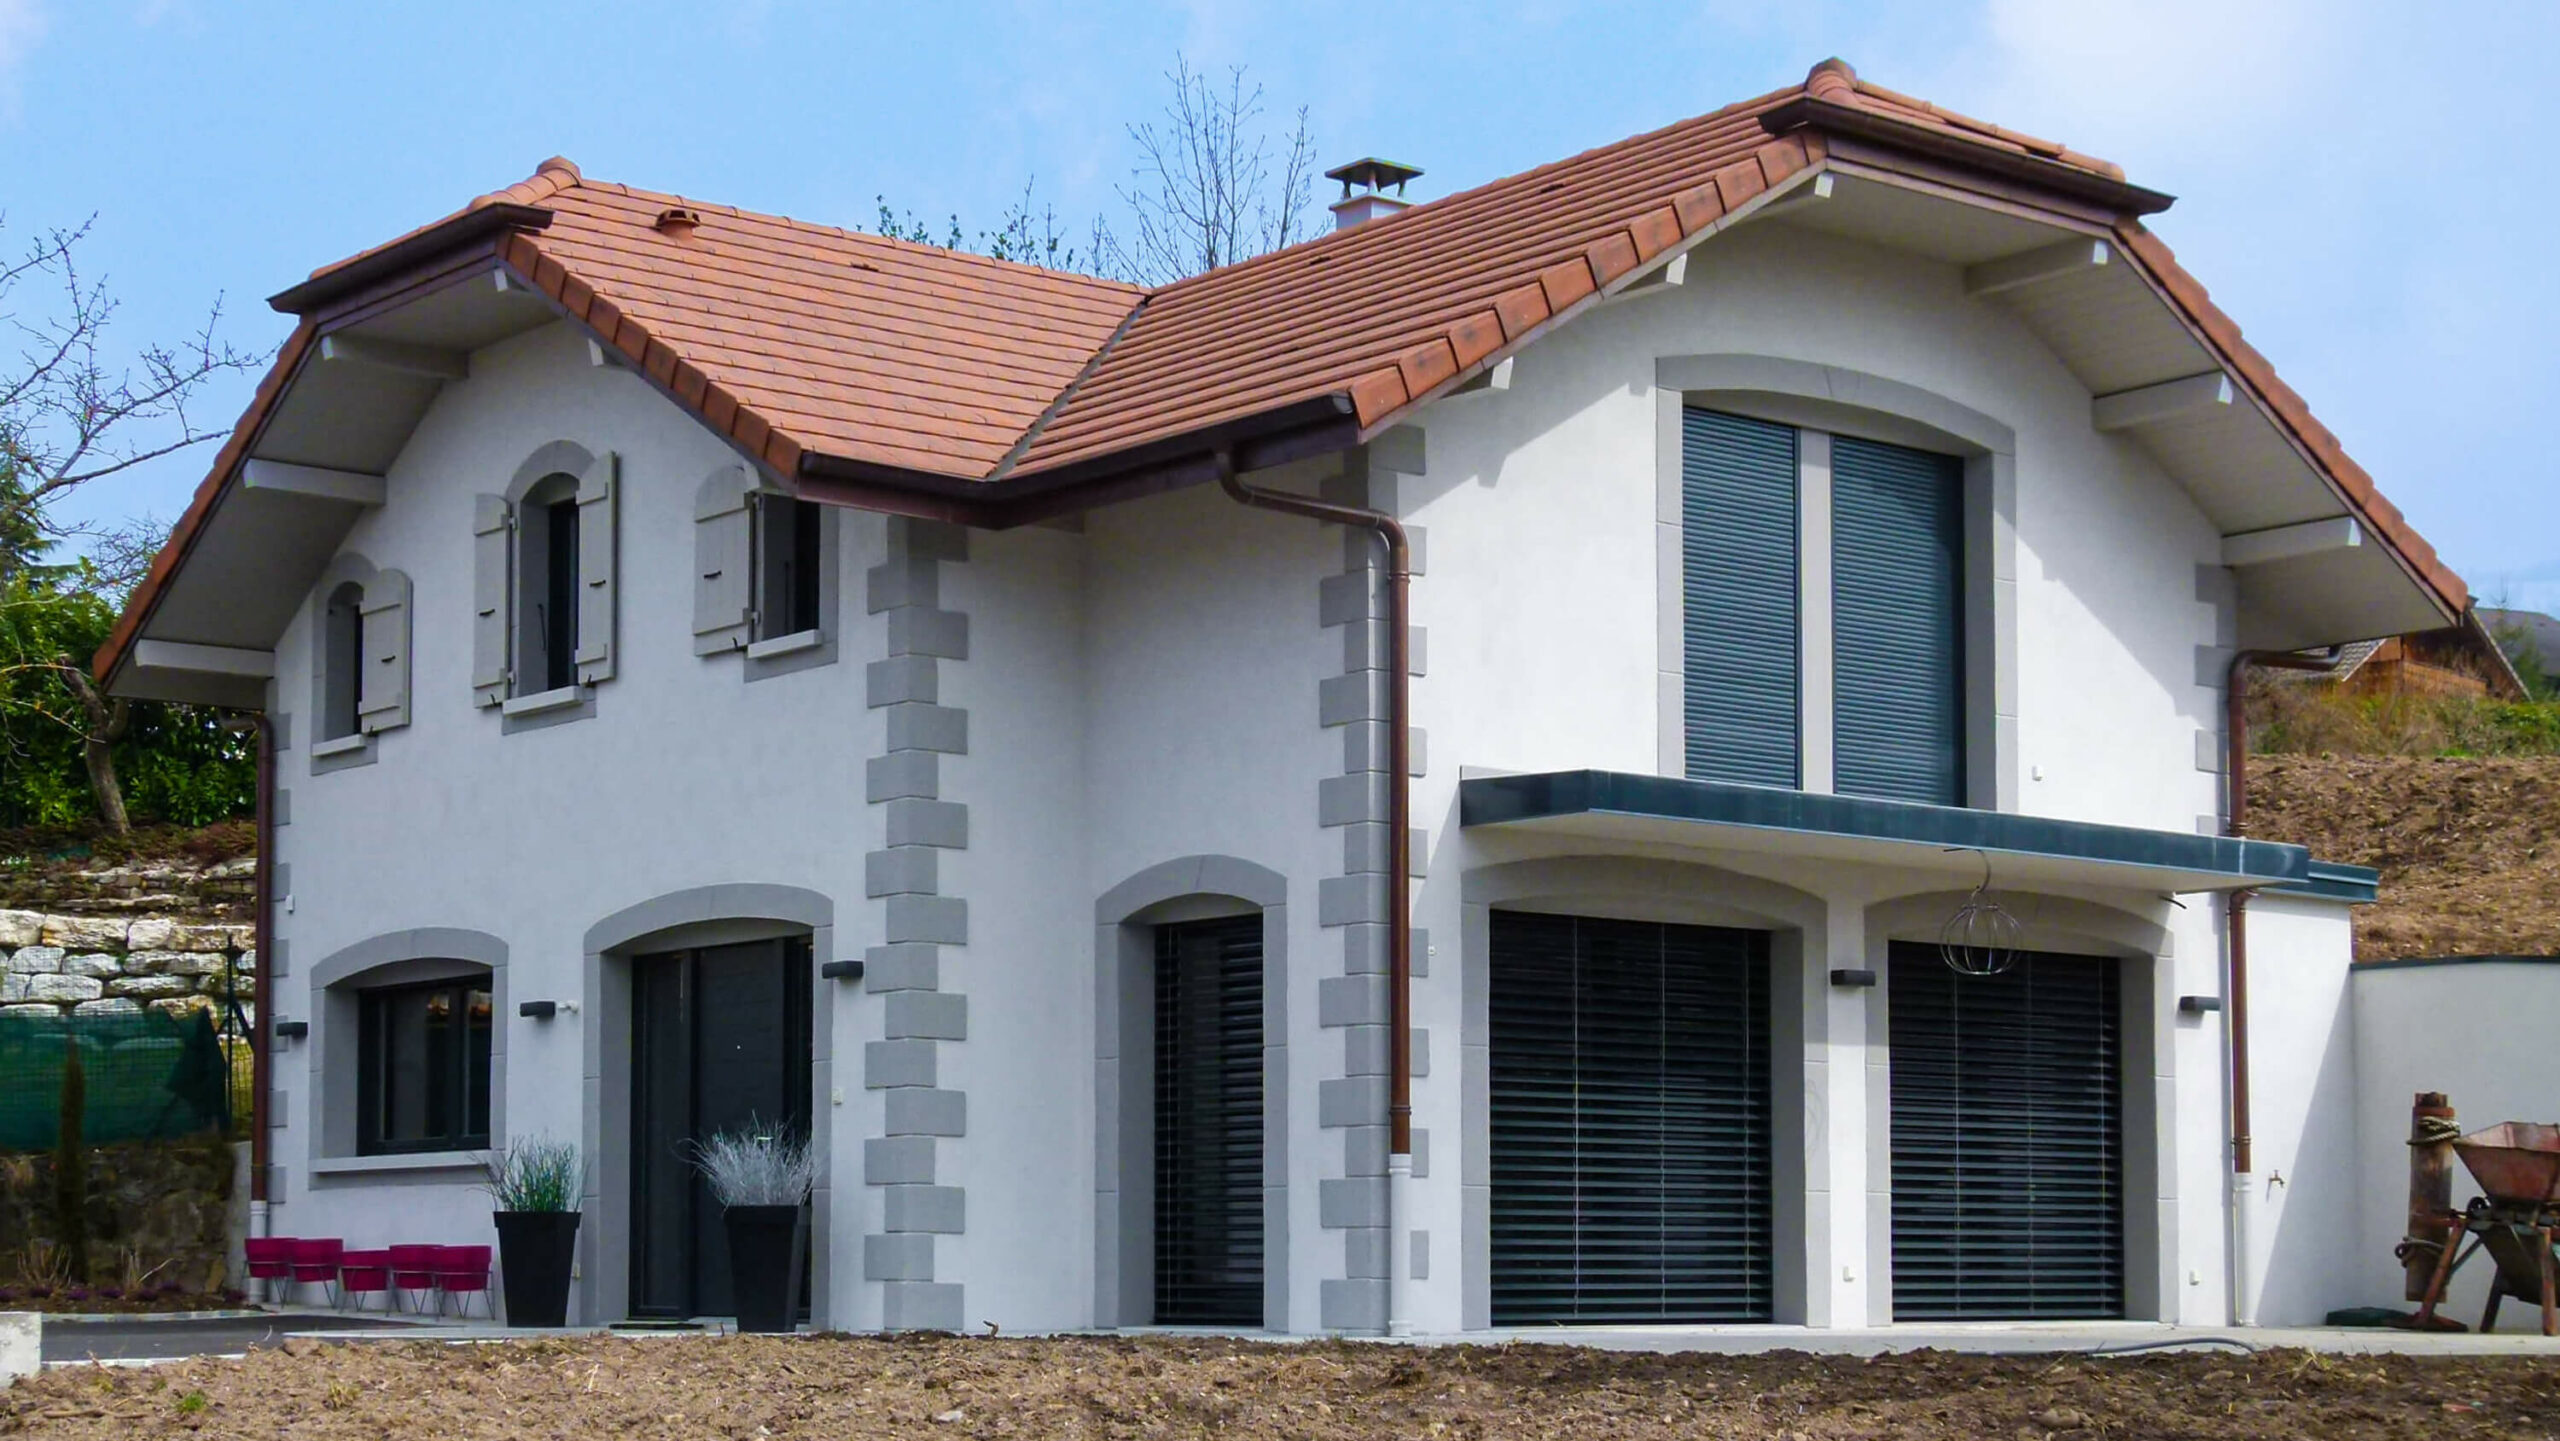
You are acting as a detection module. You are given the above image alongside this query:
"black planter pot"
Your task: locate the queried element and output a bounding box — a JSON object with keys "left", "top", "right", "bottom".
{"left": 722, "top": 1203, "right": 807, "bottom": 1334}
{"left": 493, "top": 1210, "right": 581, "bottom": 1328}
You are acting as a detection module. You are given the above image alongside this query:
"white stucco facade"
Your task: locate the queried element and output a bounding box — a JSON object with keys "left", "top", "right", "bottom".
{"left": 249, "top": 212, "right": 2407, "bottom": 1337}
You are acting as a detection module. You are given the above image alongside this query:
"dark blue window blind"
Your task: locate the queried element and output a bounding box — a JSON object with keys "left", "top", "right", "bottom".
{"left": 1832, "top": 435, "right": 1964, "bottom": 806}
{"left": 1681, "top": 409, "right": 1799, "bottom": 788}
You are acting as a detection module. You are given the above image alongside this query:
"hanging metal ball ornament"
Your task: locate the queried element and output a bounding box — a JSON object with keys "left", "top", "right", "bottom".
{"left": 1938, "top": 851, "right": 2022, "bottom": 977}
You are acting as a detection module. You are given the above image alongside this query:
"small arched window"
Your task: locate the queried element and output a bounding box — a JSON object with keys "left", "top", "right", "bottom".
{"left": 514, "top": 472, "right": 583, "bottom": 695}
{"left": 321, "top": 581, "right": 365, "bottom": 741}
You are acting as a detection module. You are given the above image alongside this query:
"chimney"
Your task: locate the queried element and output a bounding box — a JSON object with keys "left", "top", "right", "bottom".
{"left": 1326, "top": 158, "right": 1423, "bottom": 231}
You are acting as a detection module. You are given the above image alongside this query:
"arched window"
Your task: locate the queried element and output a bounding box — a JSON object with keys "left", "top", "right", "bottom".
{"left": 320, "top": 581, "right": 365, "bottom": 741}
{"left": 514, "top": 472, "right": 583, "bottom": 695}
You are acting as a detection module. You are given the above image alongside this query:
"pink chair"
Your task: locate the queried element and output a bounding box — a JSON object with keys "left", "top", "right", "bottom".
{"left": 338, "top": 1249, "right": 392, "bottom": 1312}
{"left": 434, "top": 1245, "right": 492, "bottom": 1319}
{"left": 244, "top": 1237, "right": 296, "bottom": 1302}
{"left": 287, "top": 1238, "right": 344, "bottom": 1307}
{"left": 388, "top": 1244, "right": 442, "bottom": 1313}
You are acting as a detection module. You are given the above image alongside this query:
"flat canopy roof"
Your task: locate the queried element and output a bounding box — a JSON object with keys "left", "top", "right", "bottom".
{"left": 1460, "top": 770, "right": 2313, "bottom": 895}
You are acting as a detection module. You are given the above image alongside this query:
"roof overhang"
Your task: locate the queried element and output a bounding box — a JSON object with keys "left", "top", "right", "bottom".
{"left": 1461, "top": 769, "right": 2309, "bottom": 895}
{"left": 1731, "top": 157, "right": 2459, "bottom": 650}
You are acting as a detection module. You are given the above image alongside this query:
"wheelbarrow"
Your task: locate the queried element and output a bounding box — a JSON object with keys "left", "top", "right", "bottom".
{"left": 2407, "top": 1122, "right": 2560, "bottom": 1335}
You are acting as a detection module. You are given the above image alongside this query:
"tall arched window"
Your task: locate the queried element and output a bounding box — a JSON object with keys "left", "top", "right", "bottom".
{"left": 321, "top": 581, "right": 365, "bottom": 741}
{"left": 514, "top": 472, "right": 582, "bottom": 695}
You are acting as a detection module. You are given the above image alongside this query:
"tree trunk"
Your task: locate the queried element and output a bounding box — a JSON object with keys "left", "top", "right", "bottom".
{"left": 55, "top": 656, "right": 132, "bottom": 836}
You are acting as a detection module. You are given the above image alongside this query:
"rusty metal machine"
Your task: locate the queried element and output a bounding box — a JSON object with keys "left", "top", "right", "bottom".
{"left": 2402, "top": 1118, "right": 2560, "bottom": 1336}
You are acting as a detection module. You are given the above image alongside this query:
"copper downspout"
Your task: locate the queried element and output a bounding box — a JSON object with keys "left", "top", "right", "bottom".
{"left": 2222, "top": 648, "right": 2337, "bottom": 1175}
{"left": 1214, "top": 451, "right": 1415, "bottom": 1154}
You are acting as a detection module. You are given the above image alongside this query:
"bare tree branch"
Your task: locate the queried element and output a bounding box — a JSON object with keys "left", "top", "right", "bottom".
{"left": 0, "top": 213, "right": 268, "bottom": 570}
{"left": 1103, "top": 57, "right": 1321, "bottom": 286}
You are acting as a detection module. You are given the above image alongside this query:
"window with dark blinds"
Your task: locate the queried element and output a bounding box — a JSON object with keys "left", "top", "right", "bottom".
{"left": 1832, "top": 435, "right": 1965, "bottom": 805}
{"left": 1681, "top": 408, "right": 1800, "bottom": 788}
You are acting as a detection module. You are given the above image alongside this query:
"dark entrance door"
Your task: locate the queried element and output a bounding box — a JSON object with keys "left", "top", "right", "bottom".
{"left": 1888, "top": 942, "right": 2123, "bottom": 1319}
{"left": 1153, "top": 916, "right": 1264, "bottom": 1326}
{"left": 630, "top": 936, "right": 813, "bottom": 1320}
{"left": 1488, "top": 911, "right": 1774, "bottom": 1324}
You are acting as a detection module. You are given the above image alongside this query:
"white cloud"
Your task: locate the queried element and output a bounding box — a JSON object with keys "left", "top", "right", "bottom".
{"left": 0, "top": 0, "right": 45, "bottom": 115}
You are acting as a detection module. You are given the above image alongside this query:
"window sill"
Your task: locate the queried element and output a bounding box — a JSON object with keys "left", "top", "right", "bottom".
{"left": 311, "top": 733, "right": 371, "bottom": 759}
{"left": 746, "top": 629, "right": 823, "bottom": 660}
{"left": 501, "top": 684, "right": 587, "bottom": 717}
{"left": 309, "top": 1151, "right": 487, "bottom": 1178}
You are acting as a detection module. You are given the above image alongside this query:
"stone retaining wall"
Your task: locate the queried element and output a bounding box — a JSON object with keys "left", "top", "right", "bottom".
{"left": 0, "top": 912, "right": 256, "bottom": 1023}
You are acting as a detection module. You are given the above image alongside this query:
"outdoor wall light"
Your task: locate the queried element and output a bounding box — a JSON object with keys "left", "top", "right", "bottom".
{"left": 820, "top": 960, "right": 866, "bottom": 983}
{"left": 2178, "top": 995, "right": 2224, "bottom": 1014}
{"left": 1829, "top": 968, "right": 1878, "bottom": 988}
{"left": 519, "top": 1000, "right": 559, "bottom": 1020}
{"left": 273, "top": 1019, "right": 308, "bottom": 1041}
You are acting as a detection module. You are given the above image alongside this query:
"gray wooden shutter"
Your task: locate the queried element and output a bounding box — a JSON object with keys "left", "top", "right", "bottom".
{"left": 1681, "top": 408, "right": 1800, "bottom": 788}
{"left": 1832, "top": 435, "right": 1964, "bottom": 805}
{"left": 471, "top": 494, "right": 512, "bottom": 706}
{"left": 575, "top": 451, "right": 618, "bottom": 684}
{"left": 692, "top": 465, "right": 755, "bottom": 654}
{"left": 356, "top": 567, "right": 413, "bottom": 732}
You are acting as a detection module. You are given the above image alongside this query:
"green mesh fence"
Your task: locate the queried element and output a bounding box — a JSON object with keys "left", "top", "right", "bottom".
{"left": 0, "top": 1009, "right": 233, "bottom": 1153}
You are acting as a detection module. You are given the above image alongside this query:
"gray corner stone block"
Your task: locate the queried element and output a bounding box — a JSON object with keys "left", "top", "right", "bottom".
{"left": 1410, "top": 1127, "right": 1430, "bottom": 1181}
{"left": 1342, "top": 1124, "right": 1388, "bottom": 1178}
{"left": 1341, "top": 924, "right": 1388, "bottom": 975}
{"left": 865, "top": 1039, "right": 939, "bottom": 1090}
{"left": 1321, "top": 1177, "right": 1389, "bottom": 1230}
{"left": 866, "top": 655, "right": 939, "bottom": 707}
{"left": 1410, "top": 1027, "right": 1430, "bottom": 1078}
{"left": 1320, "top": 1278, "right": 1388, "bottom": 1334}
{"left": 268, "top": 1089, "right": 289, "bottom": 1128}
{"left": 885, "top": 702, "right": 969, "bottom": 755}
{"left": 885, "top": 895, "right": 967, "bottom": 946}
{"left": 1317, "top": 875, "right": 1384, "bottom": 927}
{"left": 1344, "top": 1224, "right": 1390, "bottom": 1279}
{"left": 866, "top": 556, "right": 939, "bottom": 614}
{"left": 865, "top": 847, "right": 939, "bottom": 898}
{"left": 885, "top": 991, "right": 968, "bottom": 1041}
{"left": 865, "top": 943, "right": 941, "bottom": 993}
{"left": 882, "top": 1184, "right": 966, "bottom": 1234}
{"left": 881, "top": 1280, "right": 965, "bottom": 1333}
{"left": 2193, "top": 562, "right": 2236, "bottom": 608}
{"left": 865, "top": 750, "right": 940, "bottom": 803}
{"left": 1342, "top": 824, "right": 1389, "bottom": 875}
{"left": 1317, "top": 570, "right": 1378, "bottom": 627}
{"left": 887, "top": 607, "right": 969, "bottom": 660}
{"left": 864, "top": 1232, "right": 937, "bottom": 1281}
{"left": 1344, "top": 524, "right": 1425, "bottom": 576}
{"left": 864, "top": 1135, "right": 937, "bottom": 1185}
{"left": 2194, "top": 729, "right": 2224, "bottom": 773}
{"left": 1317, "top": 671, "right": 1387, "bottom": 727}
{"left": 885, "top": 1088, "right": 967, "bottom": 1137}
{"left": 1317, "top": 773, "right": 1386, "bottom": 828}
{"left": 1410, "top": 1229, "right": 1430, "bottom": 1280}
{"left": 1318, "top": 1076, "right": 1386, "bottom": 1128}
{"left": 886, "top": 798, "right": 969, "bottom": 850}
{"left": 893, "top": 516, "right": 970, "bottom": 563}
{"left": 1344, "top": 1025, "right": 1393, "bottom": 1077}
{"left": 1317, "top": 975, "right": 1388, "bottom": 1028}
{"left": 1411, "top": 928, "right": 1430, "bottom": 977}
{"left": 2194, "top": 645, "right": 2236, "bottom": 688}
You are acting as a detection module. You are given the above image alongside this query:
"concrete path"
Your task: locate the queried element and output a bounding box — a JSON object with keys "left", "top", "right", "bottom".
{"left": 40, "top": 1312, "right": 431, "bottom": 1364}
{"left": 1405, "top": 1321, "right": 2560, "bottom": 1357}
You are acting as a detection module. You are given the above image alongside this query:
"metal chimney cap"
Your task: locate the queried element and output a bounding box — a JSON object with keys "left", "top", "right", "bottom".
{"left": 1326, "top": 158, "right": 1424, "bottom": 197}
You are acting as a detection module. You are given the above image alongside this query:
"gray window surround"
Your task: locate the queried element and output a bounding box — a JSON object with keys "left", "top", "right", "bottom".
{"left": 1655, "top": 355, "right": 2017, "bottom": 812}
{"left": 305, "top": 552, "right": 413, "bottom": 775}
{"left": 745, "top": 494, "right": 842, "bottom": 682}
{"left": 482, "top": 439, "right": 612, "bottom": 728}
{"left": 302, "top": 928, "right": 508, "bottom": 1182}
{"left": 1858, "top": 891, "right": 2175, "bottom": 1325}
{"left": 576, "top": 884, "right": 836, "bottom": 1330}
{"left": 1093, "top": 855, "right": 1291, "bottom": 1332}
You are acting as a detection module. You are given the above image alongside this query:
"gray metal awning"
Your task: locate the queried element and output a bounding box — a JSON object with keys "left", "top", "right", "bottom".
{"left": 1460, "top": 769, "right": 2315, "bottom": 895}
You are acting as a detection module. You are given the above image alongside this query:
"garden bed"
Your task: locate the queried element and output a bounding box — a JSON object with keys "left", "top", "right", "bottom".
{"left": 5, "top": 1332, "right": 2558, "bottom": 1438}
{"left": 0, "top": 1289, "right": 244, "bottom": 1315}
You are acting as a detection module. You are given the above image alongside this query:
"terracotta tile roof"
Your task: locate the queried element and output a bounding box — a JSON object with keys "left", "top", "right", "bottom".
{"left": 97, "top": 59, "right": 2470, "bottom": 683}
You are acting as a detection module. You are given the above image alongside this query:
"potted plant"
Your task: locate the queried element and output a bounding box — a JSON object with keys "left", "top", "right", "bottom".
{"left": 687, "top": 1123, "right": 813, "bottom": 1333}
{"left": 483, "top": 1137, "right": 583, "bottom": 1328}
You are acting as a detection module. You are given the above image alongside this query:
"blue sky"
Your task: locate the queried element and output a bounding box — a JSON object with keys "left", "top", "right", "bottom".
{"left": 8, "top": 1, "right": 2557, "bottom": 613}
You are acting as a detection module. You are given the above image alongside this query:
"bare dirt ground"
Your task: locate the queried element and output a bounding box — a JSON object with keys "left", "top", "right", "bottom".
{"left": 2250, "top": 755, "right": 2560, "bottom": 960}
{"left": 7, "top": 1333, "right": 2560, "bottom": 1440}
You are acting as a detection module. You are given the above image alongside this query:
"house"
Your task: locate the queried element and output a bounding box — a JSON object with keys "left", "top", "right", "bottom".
{"left": 2287, "top": 612, "right": 2528, "bottom": 701}
{"left": 95, "top": 59, "right": 2481, "bottom": 1335}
